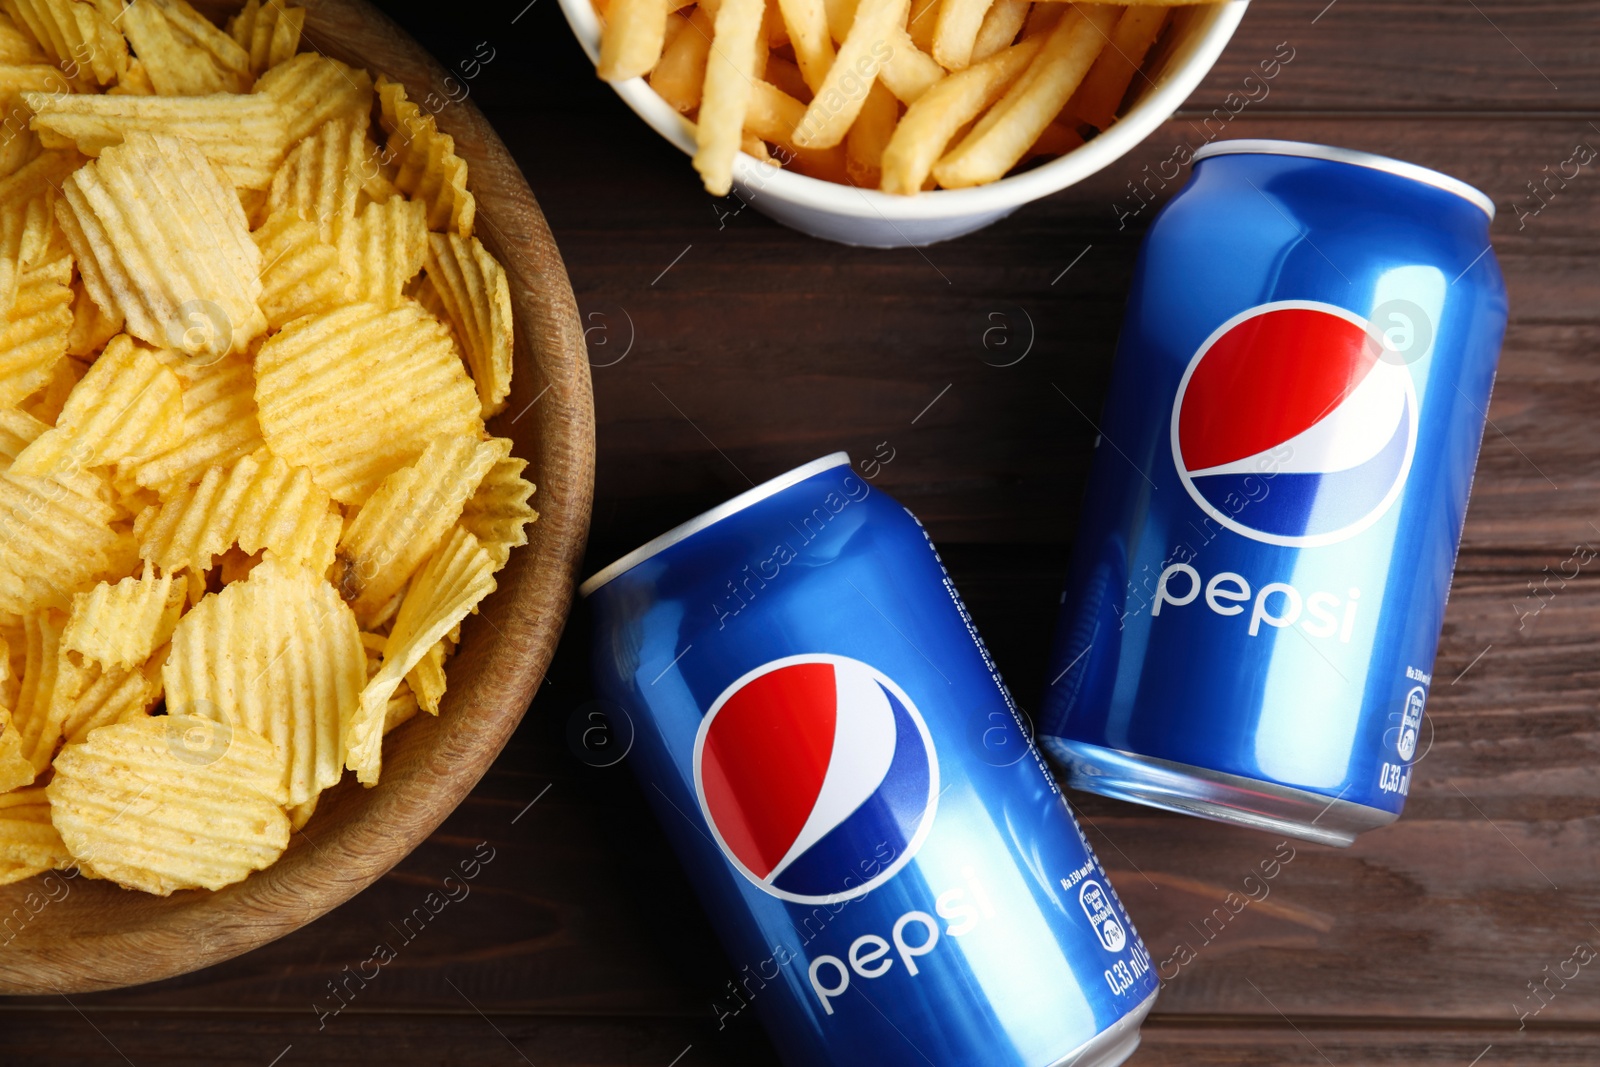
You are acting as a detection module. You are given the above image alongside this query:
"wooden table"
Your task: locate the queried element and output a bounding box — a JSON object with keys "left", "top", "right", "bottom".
{"left": 5, "top": 1, "right": 1598, "bottom": 1063}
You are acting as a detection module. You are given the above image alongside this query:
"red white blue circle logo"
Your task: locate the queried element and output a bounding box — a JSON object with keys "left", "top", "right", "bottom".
{"left": 693, "top": 654, "right": 939, "bottom": 905}
{"left": 1171, "top": 300, "right": 1419, "bottom": 548}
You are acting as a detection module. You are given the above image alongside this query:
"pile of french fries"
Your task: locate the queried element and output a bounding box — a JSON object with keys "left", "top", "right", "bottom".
{"left": 594, "top": 0, "right": 1221, "bottom": 196}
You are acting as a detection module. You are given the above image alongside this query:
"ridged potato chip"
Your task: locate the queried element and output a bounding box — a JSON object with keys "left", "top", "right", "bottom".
{"left": 0, "top": 0, "right": 524, "bottom": 895}
{"left": 0, "top": 786, "right": 71, "bottom": 884}
{"left": 0, "top": 183, "right": 55, "bottom": 315}
{"left": 0, "top": 706, "right": 32, "bottom": 792}
{"left": 47, "top": 713, "right": 290, "bottom": 894}
{"left": 53, "top": 644, "right": 163, "bottom": 744}
{"left": 0, "top": 232, "right": 72, "bottom": 408}
{"left": 1, "top": 0, "right": 127, "bottom": 89}
{"left": 347, "top": 525, "right": 494, "bottom": 784}
{"left": 405, "top": 635, "right": 449, "bottom": 715}
{"left": 226, "top": 0, "right": 302, "bottom": 76}
{"left": 215, "top": 545, "right": 258, "bottom": 585}
{"left": 134, "top": 447, "right": 336, "bottom": 572}
{"left": 66, "top": 279, "right": 120, "bottom": 356}
{"left": 62, "top": 568, "right": 184, "bottom": 669}
{"left": 359, "top": 630, "right": 423, "bottom": 734}
{"left": 0, "top": 9, "right": 44, "bottom": 62}
{"left": 265, "top": 113, "right": 385, "bottom": 243}
{"left": 9, "top": 609, "right": 63, "bottom": 776}
{"left": 109, "top": 0, "right": 250, "bottom": 96}
{"left": 0, "top": 455, "right": 132, "bottom": 614}
{"left": 335, "top": 434, "right": 507, "bottom": 627}
{"left": 253, "top": 210, "right": 351, "bottom": 327}
{"left": 10, "top": 334, "right": 183, "bottom": 477}
{"left": 0, "top": 144, "right": 78, "bottom": 200}
{"left": 286, "top": 793, "right": 315, "bottom": 831}
{"left": 126, "top": 350, "right": 263, "bottom": 494}
{"left": 57, "top": 131, "right": 265, "bottom": 357}
{"left": 0, "top": 405, "right": 111, "bottom": 507}
{"left": 253, "top": 52, "right": 371, "bottom": 145}
{"left": 0, "top": 111, "right": 39, "bottom": 181}
{"left": 342, "top": 196, "right": 426, "bottom": 308}
{"left": 164, "top": 557, "right": 363, "bottom": 808}
{"left": 424, "top": 232, "right": 512, "bottom": 417}
{"left": 254, "top": 301, "right": 483, "bottom": 505}
{"left": 376, "top": 76, "right": 474, "bottom": 237}
{"left": 0, "top": 62, "right": 69, "bottom": 94}
{"left": 20, "top": 344, "right": 80, "bottom": 428}
{"left": 459, "top": 455, "right": 538, "bottom": 569}
{"left": 108, "top": 55, "right": 151, "bottom": 95}
{"left": 24, "top": 90, "right": 290, "bottom": 188}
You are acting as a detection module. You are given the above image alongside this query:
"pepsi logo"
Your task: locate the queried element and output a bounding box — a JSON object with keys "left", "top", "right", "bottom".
{"left": 693, "top": 655, "right": 940, "bottom": 906}
{"left": 1171, "top": 300, "right": 1419, "bottom": 548}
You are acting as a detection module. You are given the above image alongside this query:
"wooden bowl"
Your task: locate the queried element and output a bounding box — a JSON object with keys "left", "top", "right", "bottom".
{"left": 0, "top": 0, "right": 595, "bottom": 995}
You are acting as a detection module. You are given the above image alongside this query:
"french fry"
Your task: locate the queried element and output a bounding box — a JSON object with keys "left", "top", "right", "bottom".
{"left": 741, "top": 132, "right": 772, "bottom": 161}
{"left": 932, "top": 3, "right": 1116, "bottom": 189}
{"left": 693, "top": 0, "right": 765, "bottom": 196}
{"left": 906, "top": 0, "right": 940, "bottom": 52}
{"left": 764, "top": 53, "right": 810, "bottom": 101}
{"left": 1022, "top": 1, "right": 1061, "bottom": 35}
{"left": 792, "top": 0, "right": 908, "bottom": 149}
{"left": 846, "top": 80, "right": 899, "bottom": 186}
{"left": 650, "top": 4, "right": 712, "bottom": 112}
{"left": 880, "top": 37, "right": 1039, "bottom": 194}
{"left": 1069, "top": 5, "right": 1167, "bottom": 130}
{"left": 598, "top": 0, "right": 670, "bottom": 81}
{"left": 1025, "top": 118, "right": 1084, "bottom": 159}
{"left": 971, "top": 0, "right": 1029, "bottom": 60}
{"left": 745, "top": 79, "right": 848, "bottom": 180}
{"left": 776, "top": 0, "right": 834, "bottom": 92}
{"left": 877, "top": 31, "right": 944, "bottom": 104}
{"left": 751, "top": 21, "right": 770, "bottom": 80}
{"left": 822, "top": 0, "right": 858, "bottom": 39}
{"left": 760, "top": 0, "right": 787, "bottom": 46}
{"left": 932, "top": 0, "right": 996, "bottom": 70}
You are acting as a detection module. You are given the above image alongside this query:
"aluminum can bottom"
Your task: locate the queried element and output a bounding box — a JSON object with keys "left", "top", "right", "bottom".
{"left": 1042, "top": 739, "right": 1399, "bottom": 848}
{"left": 1050, "top": 991, "right": 1157, "bottom": 1067}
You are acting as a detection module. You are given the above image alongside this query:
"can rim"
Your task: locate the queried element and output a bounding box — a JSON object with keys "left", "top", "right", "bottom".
{"left": 1191, "top": 139, "right": 1496, "bottom": 221}
{"left": 578, "top": 452, "right": 853, "bottom": 598}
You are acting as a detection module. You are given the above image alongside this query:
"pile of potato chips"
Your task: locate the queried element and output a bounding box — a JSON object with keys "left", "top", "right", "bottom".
{"left": 595, "top": 0, "right": 1204, "bottom": 196}
{"left": 0, "top": 0, "right": 537, "bottom": 896}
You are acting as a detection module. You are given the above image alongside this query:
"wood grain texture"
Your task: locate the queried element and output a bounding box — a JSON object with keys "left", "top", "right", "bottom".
{"left": 3, "top": 0, "right": 1598, "bottom": 1063}
{"left": 0, "top": 0, "right": 595, "bottom": 996}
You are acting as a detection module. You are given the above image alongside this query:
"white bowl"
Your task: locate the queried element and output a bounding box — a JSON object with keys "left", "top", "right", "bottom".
{"left": 558, "top": 0, "right": 1249, "bottom": 246}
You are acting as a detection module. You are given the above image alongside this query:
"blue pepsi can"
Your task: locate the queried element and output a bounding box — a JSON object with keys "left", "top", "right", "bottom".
{"left": 583, "top": 453, "right": 1157, "bottom": 1067}
{"left": 1039, "top": 140, "right": 1508, "bottom": 847}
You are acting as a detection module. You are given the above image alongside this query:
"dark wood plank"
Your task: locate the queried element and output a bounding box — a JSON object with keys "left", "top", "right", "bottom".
{"left": 0, "top": 1010, "right": 1596, "bottom": 1066}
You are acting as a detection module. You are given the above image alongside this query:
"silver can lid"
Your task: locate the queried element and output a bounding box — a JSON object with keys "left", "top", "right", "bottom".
{"left": 579, "top": 452, "right": 853, "bottom": 598}
{"left": 1192, "top": 139, "right": 1495, "bottom": 221}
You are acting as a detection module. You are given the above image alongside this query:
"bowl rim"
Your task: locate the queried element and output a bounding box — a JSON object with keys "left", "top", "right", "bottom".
{"left": 556, "top": 0, "right": 1250, "bottom": 221}
{"left": 0, "top": 0, "right": 595, "bottom": 996}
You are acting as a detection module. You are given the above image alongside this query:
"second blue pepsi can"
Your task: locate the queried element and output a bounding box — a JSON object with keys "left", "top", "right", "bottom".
{"left": 584, "top": 453, "right": 1157, "bottom": 1067}
{"left": 1040, "top": 140, "right": 1509, "bottom": 846}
